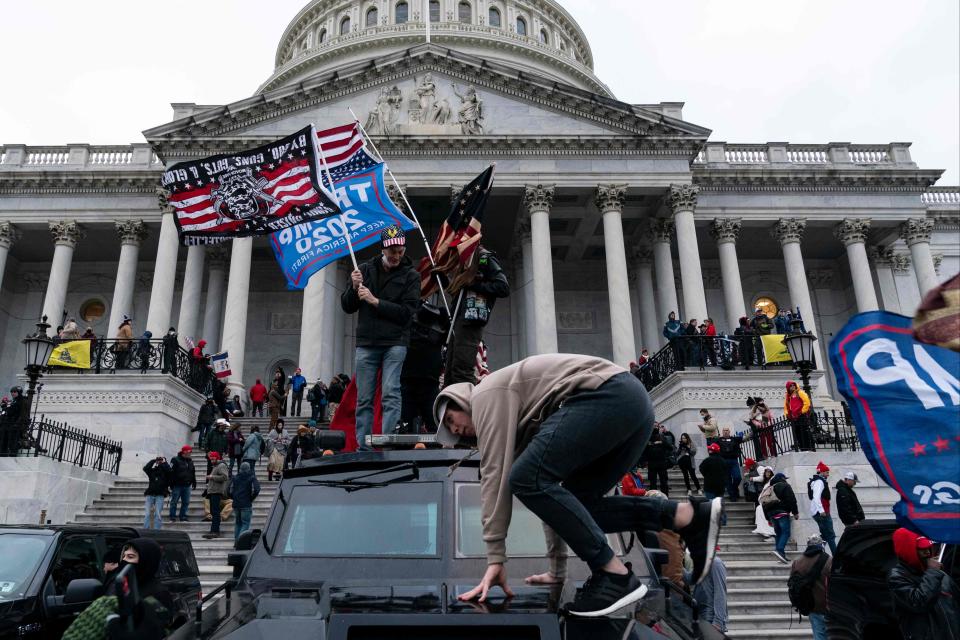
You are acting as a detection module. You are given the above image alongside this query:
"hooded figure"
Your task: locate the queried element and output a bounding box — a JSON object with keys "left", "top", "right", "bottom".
{"left": 887, "top": 527, "right": 960, "bottom": 640}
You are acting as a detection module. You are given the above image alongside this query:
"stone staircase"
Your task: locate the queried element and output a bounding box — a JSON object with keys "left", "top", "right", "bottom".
{"left": 659, "top": 469, "right": 811, "bottom": 639}
{"left": 72, "top": 447, "right": 276, "bottom": 593}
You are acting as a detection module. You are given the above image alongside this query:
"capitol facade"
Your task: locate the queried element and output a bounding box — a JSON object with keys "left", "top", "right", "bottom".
{"left": 0, "top": 0, "right": 958, "bottom": 437}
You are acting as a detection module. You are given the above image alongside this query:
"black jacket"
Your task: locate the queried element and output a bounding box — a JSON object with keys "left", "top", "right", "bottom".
{"left": 327, "top": 380, "right": 345, "bottom": 403}
{"left": 645, "top": 440, "right": 672, "bottom": 471}
{"left": 887, "top": 563, "right": 960, "bottom": 640}
{"left": 763, "top": 480, "right": 799, "bottom": 519}
{"left": 197, "top": 402, "right": 217, "bottom": 426}
{"left": 460, "top": 248, "right": 510, "bottom": 324}
{"left": 286, "top": 434, "right": 318, "bottom": 467}
{"left": 162, "top": 332, "right": 178, "bottom": 353}
{"left": 698, "top": 454, "right": 728, "bottom": 495}
{"left": 169, "top": 454, "right": 196, "bottom": 489}
{"left": 142, "top": 459, "right": 171, "bottom": 496}
{"left": 341, "top": 254, "right": 420, "bottom": 347}
{"left": 834, "top": 480, "right": 865, "bottom": 525}
{"left": 717, "top": 435, "right": 742, "bottom": 460}
{"left": 230, "top": 468, "right": 261, "bottom": 509}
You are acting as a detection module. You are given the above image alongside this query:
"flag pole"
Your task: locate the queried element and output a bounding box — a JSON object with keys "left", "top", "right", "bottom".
{"left": 348, "top": 107, "right": 452, "bottom": 318}
{"left": 313, "top": 124, "right": 359, "bottom": 271}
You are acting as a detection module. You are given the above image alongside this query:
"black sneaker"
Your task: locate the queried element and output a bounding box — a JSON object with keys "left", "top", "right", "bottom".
{"left": 772, "top": 550, "right": 790, "bottom": 564}
{"left": 678, "top": 497, "right": 724, "bottom": 585}
{"left": 566, "top": 570, "right": 648, "bottom": 617}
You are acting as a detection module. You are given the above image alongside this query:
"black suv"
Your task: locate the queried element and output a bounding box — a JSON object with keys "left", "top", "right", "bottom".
{"left": 190, "top": 449, "right": 716, "bottom": 640}
{"left": 0, "top": 525, "right": 200, "bottom": 639}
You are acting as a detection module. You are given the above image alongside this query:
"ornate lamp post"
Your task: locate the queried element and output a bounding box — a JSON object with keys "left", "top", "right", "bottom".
{"left": 782, "top": 318, "right": 818, "bottom": 405}
{"left": 21, "top": 316, "right": 55, "bottom": 424}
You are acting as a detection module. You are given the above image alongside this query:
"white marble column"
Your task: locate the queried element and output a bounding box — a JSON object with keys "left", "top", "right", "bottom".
{"left": 175, "top": 245, "right": 206, "bottom": 344}
{"left": 299, "top": 268, "right": 329, "bottom": 383}
{"left": 523, "top": 185, "right": 558, "bottom": 354}
{"left": 869, "top": 246, "right": 905, "bottom": 314}
{"left": 107, "top": 221, "right": 148, "bottom": 334}
{"left": 145, "top": 211, "right": 181, "bottom": 335}
{"left": 201, "top": 247, "right": 228, "bottom": 351}
{"left": 710, "top": 218, "right": 747, "bottom": 332}
{"left": 519, "top": 225, "right": 536, "bottom": 357}
{"left": 42, "top": 221, "right": 85, "bottom": 325}
{"left": 669, "top": 184, "right": 708, "bottom": 323}
{"left": 835, "top": 218, "right": 879, "bottom": 312}
{"left": 0, "top": 222, "right": 22, "bottom": 292}
{"left": 900, "top": 218, "right": 938, "bottom": 297}
{"left": 220, "top": 237, "right": 253, "bottom": 393}
{"left": 772, "top": 218, "right": 826, "bottom": 367}
{"left": 630, "top": 248, "right": 659, "bottom": 353}
{"left": 596, "top": 184, "right": 636, "bottom": 366}
{"left": 650, "top": 219, "right": 679, "bottom": 340}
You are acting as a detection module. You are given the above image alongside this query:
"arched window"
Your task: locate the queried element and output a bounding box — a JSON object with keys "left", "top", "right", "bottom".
{"left": 395, "top": 1, "right": 408, "bottom": 23}
{"left": 488, "top": 7, "right": 501, "bottom": 27}
{"left": 429, "top": 0, "right": 440, "bottom": 22}
{"left": 366, "top": 7, "right": 378, "bottom": 27}
{"left": 318, "top": 28, "right": 327, "bottom": 43}
{"left": 539, "top": 28, "right": 549, "bottom": 44}
{"left": 340, "top": 16, "right": 351, "bottom": 34}
{"left": 516, "top": 16, "right": 526, "bottom": 35}
{"left": 458, "top": 1, "right": 471, "bottom": 23}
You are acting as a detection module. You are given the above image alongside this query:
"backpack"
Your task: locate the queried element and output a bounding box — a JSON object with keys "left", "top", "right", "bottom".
{"left": 787, "top": 551, "right": 829, "bottom": 616}
{"left": 759, "top": 483, "right": 780, "bottom": 508}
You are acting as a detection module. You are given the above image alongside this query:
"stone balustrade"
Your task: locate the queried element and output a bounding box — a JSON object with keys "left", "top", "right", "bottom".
{"left": 922, "top": 187, "right": 960, "bottom": 207}
{"left": 695, "top": 141, "right": 912, "bottom": 167}
{"left": 0, "top": 144, "right": 162, "bottom": 170}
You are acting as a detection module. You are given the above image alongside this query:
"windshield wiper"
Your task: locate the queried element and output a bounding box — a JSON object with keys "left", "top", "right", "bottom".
{"left": 307, "top": 462, "right": 419, "bottom": 492}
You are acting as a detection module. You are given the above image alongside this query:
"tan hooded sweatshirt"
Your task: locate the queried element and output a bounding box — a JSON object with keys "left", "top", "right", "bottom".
{"left": 436, "top": 353, "right": 626, "bottom": 569}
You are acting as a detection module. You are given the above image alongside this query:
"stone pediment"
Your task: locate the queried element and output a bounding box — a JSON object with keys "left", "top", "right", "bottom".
{"left": 144, "top": 45, "right": 709, "bottom": 158}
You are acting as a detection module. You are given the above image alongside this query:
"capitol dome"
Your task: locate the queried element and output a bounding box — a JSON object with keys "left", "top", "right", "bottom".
{"left": 260, "top": 0, "right": 611, "bottom": 96}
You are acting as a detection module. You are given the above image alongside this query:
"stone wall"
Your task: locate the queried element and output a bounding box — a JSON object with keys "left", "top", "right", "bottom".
{"left": 0, "top": 456, "right": 115, "bottom": 525}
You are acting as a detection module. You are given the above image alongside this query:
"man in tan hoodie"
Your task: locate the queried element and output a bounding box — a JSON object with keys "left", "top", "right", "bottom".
{"left": 434, "top": 353, "right": 723, "bottom": 617}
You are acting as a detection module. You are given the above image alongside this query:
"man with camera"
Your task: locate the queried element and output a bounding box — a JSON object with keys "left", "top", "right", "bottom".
{"left": 142, "top": 456, "right": 171, "bottom": 530}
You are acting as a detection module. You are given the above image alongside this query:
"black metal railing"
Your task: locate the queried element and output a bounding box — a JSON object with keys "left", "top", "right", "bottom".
{"left": 47, "top": 338, "right": 214, "bottom": 396}
{"left": 638, "top": 334, "right": 812, "bottom": 391}
{"left": 737, "top": 409, "right": 860, "bottom": 463}
{"left": 0, "top": 415, "right": 122, "bottom": 474}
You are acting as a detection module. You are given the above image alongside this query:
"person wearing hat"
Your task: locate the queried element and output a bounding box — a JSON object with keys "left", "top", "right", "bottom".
{"left": 698, "top": 442, "right": 728, "bottom": 501}
{"left": 762, "top": 471, "right": 799, "bottom": 564}
{"left": 789, "top": 534, "right": 832, "bottom": 640}
{"left": 341, "top": 224, "right": 420, "bottom": 449}
{"left": 835, "top": 471, "right": 865, "bottom": 527}
{"left": 161, "top": 326, "right": 178, "bottom": 374}
{"left": 432, "top": 353, "right": 723, "bottom": 617}
{"left": 203, "top": 451, "right": 230, "bottom": 539}
{"left": 205, "top": 418, "right": 229, "bottom": 464}
{"left": 114, "top": 315, "right": 134, "bottom": 369}
{"left": 286, "top": 424, "right": 318, "bottom": 469}
{"left": 807, "top": 462, "right": 837, "bottom": 554}
{"left": 168, "top": 445, "right": 197, "bottom": 522}
{"left": 887, "top": 527, "right": 960, "bottom": 640}
{"left": 0, "top": 386, "right": 25, "bottom": 455}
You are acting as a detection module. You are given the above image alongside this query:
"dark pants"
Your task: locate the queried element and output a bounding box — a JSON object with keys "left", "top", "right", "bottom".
{"left": 169, "top": 485, "right": 191, "bottom": 520}
{"left": 791, "top": 415, "right": 815, "bottom": 451}
{"left": 252, "top": 402, "right": 264, "bottom": 417}
{"left": 400, "top": 377, "right": 439, "bottom": 434}
{"left": 647, "top": 465, "right": 670, "bottom": 496}
{"left": 773, "top": 515, "right": 791, "bottom": 555}
{"left": 509, "top": 373, "right": 676, "bottom": 572}
{"left": 678, "top": 459, "right": 700, "bottom": 492}
{"left": 209, "top": 494, "right": 222, "bottom": 533}
{"left": 291, "top": 392, "right": 303, "bottom": 417}
{"left": 162, "top": 347, "right": 177, "bottom": 374}
{"left": 445, "top": 319, "right": 484, "bottom": 387}
{"left": 724, "top": 458, "right": 742, "bottom": 501}
{"left": 813, "top": 513, "right": 838, "bottom": 554}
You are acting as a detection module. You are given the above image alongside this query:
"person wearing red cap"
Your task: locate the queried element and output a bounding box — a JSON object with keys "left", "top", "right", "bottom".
{"left": 699, "top": 443, "right": 728, "bottom": 501}
{"left": 887, "top": 527, "right": 959, "bottom": 640}
{"left": 807, "top": 462, "right": 837, "bottom": 555}
{"left": 168, "top": 445, "right": 197, "bottom": 522}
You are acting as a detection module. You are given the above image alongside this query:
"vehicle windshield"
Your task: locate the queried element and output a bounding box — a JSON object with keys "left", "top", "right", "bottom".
{"left": 277, "top": 482, "right": 441, "bottom": 557}
{"left": 0, "top": 534, "right": 51, "bottom": 600}
{"left": 456, "top": 483, "right": 624, "bottom": 558}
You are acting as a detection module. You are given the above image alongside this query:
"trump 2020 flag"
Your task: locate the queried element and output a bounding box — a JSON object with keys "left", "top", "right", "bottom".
{"left": 830, "top": 311, "right": 960, "bottom": 543}
{"left": 161, "top": 126, "right": 340, "bottom": 243}
{"left": 270, "top": 162, "right": 415, "bottom": 289}
{"left": 210, "top": 352, "right": 231, "bottom": 379}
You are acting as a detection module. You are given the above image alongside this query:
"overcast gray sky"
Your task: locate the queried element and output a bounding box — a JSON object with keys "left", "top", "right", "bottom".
{"left": 2, "top": 0, "right": 957, "bottom": 183}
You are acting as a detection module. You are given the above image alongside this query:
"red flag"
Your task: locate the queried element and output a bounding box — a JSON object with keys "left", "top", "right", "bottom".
{"left": 328, "top": 373, "right": 384, "bottom": 452}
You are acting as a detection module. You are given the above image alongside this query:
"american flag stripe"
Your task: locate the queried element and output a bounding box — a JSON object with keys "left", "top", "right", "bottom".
{"left": 316, "top": 122, "right": 366, "bottom": 168}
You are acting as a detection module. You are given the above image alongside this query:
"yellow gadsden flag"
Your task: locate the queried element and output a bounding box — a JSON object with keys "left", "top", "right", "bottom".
{"left": 47, "top": 340, "right": 92, "bottom": 369}
{"left": 761, "top": 334, "right": 793, "bottom": 364}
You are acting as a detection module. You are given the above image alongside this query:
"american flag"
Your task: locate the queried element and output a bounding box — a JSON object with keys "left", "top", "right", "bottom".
{"left": 316, "top": 122, "right": 379, "bottom": 187}
{"left": 419, "top": 165, "right": 495, "bottom": 298}
{"left": 163, "top": 126, "right": 339, "bottom": 242}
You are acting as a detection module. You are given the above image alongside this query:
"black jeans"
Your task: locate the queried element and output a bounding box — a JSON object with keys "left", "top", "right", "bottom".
{"left": 678, "top": 458, "right": 701, "bottom": 491}
{"left": 647, "top": 465, "right": 670, "bottom": 496}
{"left": 291, "top": 392, "right": 303, "bottom": 417}
{"left": 509, "top": 372, "right": 677, "bottom": 572}
{"left": 209, "top": 494, "right": 222, "bottom": 533}
{"left": 401, "top": 377, "right": 440, "bottom": 434}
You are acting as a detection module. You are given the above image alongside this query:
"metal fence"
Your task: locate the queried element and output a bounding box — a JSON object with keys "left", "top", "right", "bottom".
{"left": 737, "top": 409, "right": 860, "bottom": 463}
{"left": 638, "top": 335, "right": 808, "bottom": 391}
{"left": 0, "top": 415, "right": 122, "bottom": 474}
{"left": 48, "top": 338, "right": 214, "bottom": 396}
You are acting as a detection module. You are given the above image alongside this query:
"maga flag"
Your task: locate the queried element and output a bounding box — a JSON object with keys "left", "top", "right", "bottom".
{"left": 418, "top": 165, "right": 495, "bottom": 298}
{"left": 830, "top": 311, "right": 960, "bottom": 543}
{"left": 161, "top": 126, "right": 340, "bottom": 243}
{"left": 48, "top": 341, "right": 91, "bottom": 369}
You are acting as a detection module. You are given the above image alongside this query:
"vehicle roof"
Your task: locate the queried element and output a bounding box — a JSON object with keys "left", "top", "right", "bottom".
{"left": 284, "top": 448, "right": 478, "bottom": 479}
{"left": 0, "top": 524, "right": 193, "bottom": 542}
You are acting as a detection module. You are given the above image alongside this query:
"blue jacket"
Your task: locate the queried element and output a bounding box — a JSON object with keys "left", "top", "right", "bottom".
{"left": 230, "top": 465, "right": 260, "bottom": 509}
{"left": 663, "top": 320, "right": 683, "bottom": 340}
{"left": 290, "top": 374, "right": 307, "bottom": 393}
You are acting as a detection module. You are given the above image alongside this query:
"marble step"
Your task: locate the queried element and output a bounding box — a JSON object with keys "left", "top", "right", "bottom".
{"left": 727, "top": 614, "right": 809, "bottom": 631}
{"left": 728, "top": 629, "right": 812, "bottom": 640}
{"left": 70, "top": 519, "right": 267, "bottom": 531}
{"left": 726, "top": 587, "right": 791, "bottom": 602}
{"left": 728, "top": 600, "right": 794, "bottom": 616}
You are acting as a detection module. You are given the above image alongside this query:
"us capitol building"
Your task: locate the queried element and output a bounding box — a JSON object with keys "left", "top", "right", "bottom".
{"left": 0, "top": 0, "right": 957, "bottom": 468}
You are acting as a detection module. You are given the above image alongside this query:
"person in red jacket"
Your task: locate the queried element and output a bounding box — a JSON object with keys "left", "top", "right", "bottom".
{"left": 703, "top": 318, "right": 718, "bottom": 366}
{"left": 620, "top": 467, "right": 646, "bottom": 496}
{"left": 249, "top": 379, "right": 267, "bottom": 417}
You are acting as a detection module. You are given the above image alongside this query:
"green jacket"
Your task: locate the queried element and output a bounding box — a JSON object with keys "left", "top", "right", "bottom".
{"left": 205, "top": 428, "right": 228, "bottom": 454}
{"left": 63, "top": 594, "right": 172, "bottom": 640}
